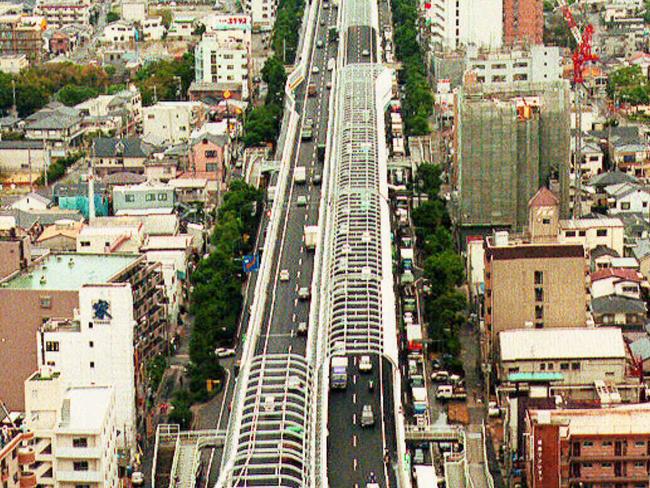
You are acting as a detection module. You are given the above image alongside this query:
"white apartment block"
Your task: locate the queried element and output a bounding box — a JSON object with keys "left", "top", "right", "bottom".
{"left": 559, "top": 217, "right": 625, "bottom": 255}
{"left": 102, "top": 21, "right": 135, "bottom": 45}
{"left": 195, "top": 29, "right": 251, "bottom": 99}
{"left": 35, "top": 0, "right": 92, "bottom": 28}
{"left": 243, "top": 0, "right": 275, "bottom": 31}
{"left": 142, "top": 16, "right": 164, "bottom": 41}
{"left": 24, "top": 371, "right": 119, "bottom": 488}
{"left": 142, "top": 101, "right": 205, "bottom": 145}
{"left": 467, "top": 45, "right": 562, "bottom": 85}
{"left": 37, "top": 284, "right": 137, "bottom": 454}
{"left": 428, "top": 0, "right": 502, "bottom": 50}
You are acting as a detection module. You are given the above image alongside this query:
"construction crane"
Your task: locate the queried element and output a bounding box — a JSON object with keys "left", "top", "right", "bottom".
{"left": 556, "top": 0, "right": 598, "bottom": 218}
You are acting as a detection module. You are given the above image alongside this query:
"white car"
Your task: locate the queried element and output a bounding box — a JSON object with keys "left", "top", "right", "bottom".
{"left": 214, "top": 347, "right": 236, "bottom": 358}
{"left": 359, "top": 355, "right": 372, "bottom": 373}
{"left": 297, "top": 195, "right": 307, "bottom": 207}
{"left": 312, "top": 66, "right": 320, "bottom": 74}
{"left": 280, "top": 269, "right": 290, "bottom": 281}
{"left": 362, "top": 49, "right": 370, "bottom": 57}
{"left": 316, "top": 39, "right": 324, "bottom": 48}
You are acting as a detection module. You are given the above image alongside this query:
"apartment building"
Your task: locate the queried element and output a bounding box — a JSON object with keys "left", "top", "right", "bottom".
{"left": 426, "top": 0, "right": 501, "bottom": 50}
{"left": 36, "top": 284, "right": 137, "bottom": 454}
{"left": 525, "top": 404, "right": 650, "bottom": 488}
{"left": 503, "top": 0, "right": 543, "bottom": 46}
{"left": 0, "top": 252, "right": 166, "bottom": 411}
{"left": 558, "top": 217, "right": 625, "bottom": 255}
{"left": 24, "top": 370, "right": 119, "bottom": 487}
{"left": 484, "top": 232, "right": 587, "bottom": 350}
{"left": 242, "top": 0, "right": 275, "bottom": 31}
{"left": 0, "top": 14, "right": 45, "bottom": 64}
{"left": 142, "top": 101, "right": 206, "bottom": 146}
{"left": 0, "top": 419, "right": 36, "bottom": 488}
{"left": 112, "top": 182, "right": 176, "bottom": 213}
{"left": 76, "top": 221, "right": 144, "bottom": 253}
{"left": 195, "top": 28, "right": 251, "bottom": 100}
{"left": 498, "top": 327, "right": 627, "bottom": 385}
{"left": 121, "top": 0, "right": 147, "bottom": 23}
{"left": 35, "top": 0, "right": 92, "bottom": 29}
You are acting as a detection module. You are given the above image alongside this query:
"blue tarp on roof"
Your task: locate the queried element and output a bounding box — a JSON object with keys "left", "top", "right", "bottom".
{"left": 508, "top": 372, "right": 564, "bottom": 382}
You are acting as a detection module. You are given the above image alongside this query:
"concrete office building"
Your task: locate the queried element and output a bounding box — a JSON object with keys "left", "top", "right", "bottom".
{"left": 453, "top": 81, "right": 571, "bottom": 234}
{"left": 0, "top": 252, "right": 166, "bottom": 411}
{"left": 24, "top": 370, "right": 119, "bottom": 487}
{"left": 525, "top": 404, "right": 650, "bottom": 488}
{"left": 427, "top": 0, "right": 502, "bottom": 50}
{"left": 36, "top": 284, "right": 136, "bottom": 453}
{"left": 503, "top": 0, "right": 543, "bottom": 46}
{"left": 498, "top": 328, "right": 627, "bottom": 385}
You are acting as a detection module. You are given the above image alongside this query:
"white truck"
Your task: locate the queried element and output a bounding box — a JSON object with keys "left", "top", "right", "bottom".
{"left": 304, "top": 225, "right": 318, "bottom": 250}
{"left": 330, "top": 356, "right": 349, "bottom": 389}
{"left": 435, "top": 384, "right": 468, "bottom": 401}
{"left": 294, "top": 166, "right": 306, "bottom": 184}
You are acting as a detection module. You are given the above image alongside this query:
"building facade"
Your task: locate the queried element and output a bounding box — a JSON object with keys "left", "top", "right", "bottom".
{"left": 503, "top": 0, "right": 543, "bottom": 46}
{"left": 0, "top": 14, "right": 45, "bottom": 64}
{"left": 24, "top": 371, "right": 119, "bottom": 487}
{"left": 525, "top": 404, "right": 650, "bottom": 488}
{"left": 484, "top": 232, "right": 588, "bottom": 350}
{"left": 427, "top": 0, "right": 502, "bottom": 50}
{"left": 142, "top": 101, "right": 205, "bottom": 146}
{"left": 35, "top": 0, "right": 92, "bottom": 29}
{"left": 498, "top": 328, "right": 627, "bottom": 385}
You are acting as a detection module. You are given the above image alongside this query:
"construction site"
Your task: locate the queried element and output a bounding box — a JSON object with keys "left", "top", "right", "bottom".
{"left": 451, "top": 80, "right": 572, "bottom": 241}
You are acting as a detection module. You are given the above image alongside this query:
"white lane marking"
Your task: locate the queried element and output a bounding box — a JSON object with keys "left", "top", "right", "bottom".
{"left": 353, "top": 458, "right": 358, "bottom": 471}
{"left": 301, "top": 245, "right": 305, "bottom": 253}
{"left": 352, "top": 435, "right": 357, "bottom": 448}
{"left": 292, "top": 313, "right": 296, "bottom": 322}
{"left": 288, "top": 344, "right": 292, "bottom": 354}
{"left": 297, "top": 270, "right": 301, "bottom": 279}
{"left": 352, "top": 413, "right": 357, "bottom": 425}
{"left": 352, "top": 393, "right": 357, "bottom": 404}
{"left": 353, "top": 374, "right": 357, "bottom": 385}
{"left": 298, "top": 257, "right": 303, "bottom": 266}
{"left": 294, "top": 298, "right": 298, "bottom": 307}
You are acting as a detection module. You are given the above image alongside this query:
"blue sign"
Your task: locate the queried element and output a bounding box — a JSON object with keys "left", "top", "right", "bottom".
{"left": 92, "top": 299, "right": 112, "bottom": 320}
{"left": 242, "top": 254, "right": 260, "bottom": 273}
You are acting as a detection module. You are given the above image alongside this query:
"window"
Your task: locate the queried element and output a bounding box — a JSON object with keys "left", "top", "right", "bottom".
{"left": 73, "top": 438, "right": 88, "bottom": 448}
{"left": 45, "top": 341, "right": 59, "bottom": 352}
{"left": 476, "top": 76, "right": 486, "bottom": 83}
{"left": 491, "top": 75, "right": 506, "bottom": 83}
{"left": 513, "top": 61, "right": 528, "bottom": 68}
{"left": 534, "top": 271, "right": 543, "bottom": 285}
{"left": 635, "top": 441, "right": 645, "bottom": 447}
{"left": 565, "top": 231, "right": 576, "bottom": 237}
{"left": 206, "top": 163, "right": 217, "bottom": 172}
{"left": 571, "top": 362, "right": 580, "bottom": 370}
{"left": 80, "top": 241, "right": 90, "bottom": 247}
{"left": 73, "top": 461, "right": 89, "bottom": 471}
{"left": 513, "top": 73, "right": 528, "bottom": 81}
{"left": 535, "top": 305, "right": 544, "bottom": 320}
{"left": 596, "top": 228, "right": 608, "bottom": 236}
{"left": 40, "top": 296, "right": 52, "bottom": 309}
{"left": 535, "top": 288, "right": 543, "bottom": 302}
{"left": 602, "top": 441, "right": 612, "bottom": 446}
{"left": 540, "top": 363, "right": 546, "bottom": 371}
{"left": 560, "top": 363, "right": 569, "bottom": 370}
{"left": 76, "top": 485, "right": 91, "bottom": 488}
{"left": 601, "top": 462, "right": 612, "bottom": 467}
{"left": 125, "top": 194, "right": 135, "bottom": 203}
{"left": 205, "top": 150, "right": 218, "bottom": 158}
{"left": 145, "top": 193, "right": 156, "bottom": 202}
{"left": 492, "top": 63, "right": 506, "bottom": 69}
{"left": 158, "top": 193, "right": 168, "bottom": 201}
{"left": 46, "top": 361, "right": 55, "bottom": 367}
{"left": 88, "top": 322, "right": 93, "bottom": 329}
{"left": 547, "top": 363, "right": 554, "bottom": 370}
{"left": 620, "top": 202, "right": 631, "bottom": 210}
{"left": 579, "top": 230, "right": 586, "bottom": 237}
{"left": 634, "top": 461, "right": 645, "bottom": 467}
{"left": 90, "top": 361, "right": 95, "bottom": 368}
{"left": 583, "top": 441, "right": 594, "bottom": 447}
{"left": 582, "top": 462, "right": 592, "bottom": 467}
{"left": 508, "top": 367, "right": 519, "bottom": 374}
{"left": 542, "top": 218, "right": 551, "bottom": 224}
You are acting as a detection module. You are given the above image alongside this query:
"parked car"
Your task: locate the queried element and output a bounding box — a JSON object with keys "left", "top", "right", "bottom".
{"left": 214, "top": 347, "right": 236, "bottom": 358}
{"left": 280, "top": 269, "right": 290, "bottom": 281}
{"left": 297, "top": 321, "right": 308, "bottom": 335}
{"left": 298, "top": 287, "right": 311, "bottom": 300}
{"left": 431, "top": 370, "right": 450, "bottom": 382}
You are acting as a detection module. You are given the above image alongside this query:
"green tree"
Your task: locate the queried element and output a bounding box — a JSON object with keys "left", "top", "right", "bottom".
{"left": 424, "top": 251, "right": 465, "bottom": 298}
{"left": 262, "top": 55, "right": 287, "bottom": 106}
{"left": 414, "top": 163, "right": 442, "bottom": 197}
{"left": 167, "top": 390, "right": 193, "bottom": 428}
{"left": 158, "top": 8, "right": 173, "bottom": 28}
{"left": 106, "top": 11, "right": 120, "bottom": 23}
{"left": 57, "top": 84, "right": 99, "bottom": 106}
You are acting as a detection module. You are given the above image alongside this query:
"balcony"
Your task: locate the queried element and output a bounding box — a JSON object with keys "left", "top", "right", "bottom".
{"left": 55, "top": 447, "right": 101, "bottom": 459}
{"left": 570, "top": 454, "right": 650, "bottom": 462}
{"left": 56, "top": 470, "right": 103, "bottom": 483}
{"left": 19, "top": 471, "right": 36, "bottom": 488}
{"left": 18, "top": 446, "right": 36, "bottom": 465}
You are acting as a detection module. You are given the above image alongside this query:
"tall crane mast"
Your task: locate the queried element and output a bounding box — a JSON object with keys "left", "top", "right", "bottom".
{"left": 556, "top": 0, "right": 598, "bottom": 217}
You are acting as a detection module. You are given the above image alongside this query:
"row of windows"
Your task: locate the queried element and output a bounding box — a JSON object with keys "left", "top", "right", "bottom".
{"left": 473, "top": 62, "right": 529, "bottom": 70}
{"left": 581, "top": 461, "right": 647, "bottom": 468}
{"left": 123, "top": 192, "right": 169, "bottom": 202}
{"left": 582, "top": 440, "right": 648, "bottom": 447}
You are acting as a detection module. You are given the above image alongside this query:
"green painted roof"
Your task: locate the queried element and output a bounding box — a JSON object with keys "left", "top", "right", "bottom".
{"left": 3, "top": 253, "right": 139, "bottom": 291}
{"left": 508, "top": 372, "right": 564, "bottom": 382}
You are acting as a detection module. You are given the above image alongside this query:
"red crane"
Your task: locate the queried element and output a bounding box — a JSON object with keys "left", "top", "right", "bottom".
{"left": 557, "top": 0, "right": 598, "bottom": 84}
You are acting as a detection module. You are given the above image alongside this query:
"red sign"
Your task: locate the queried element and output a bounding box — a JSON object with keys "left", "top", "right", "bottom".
{"left": 532, "top": 423, "right": 560, "bottom": 488}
